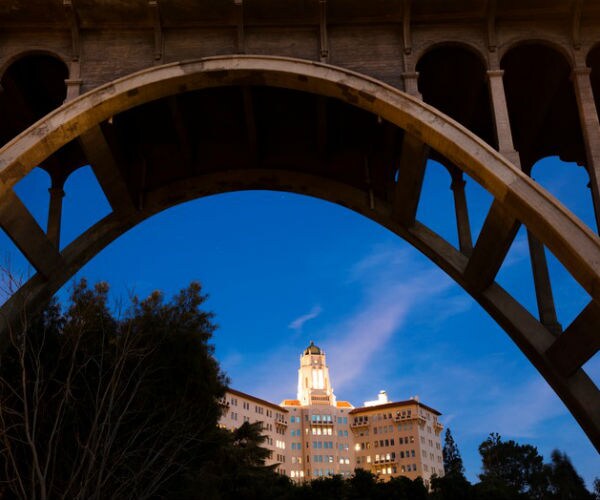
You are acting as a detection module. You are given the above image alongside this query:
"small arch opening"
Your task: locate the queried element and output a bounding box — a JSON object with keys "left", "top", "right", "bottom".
{"left": 0, "top": 53, "right": 68, "bottom": 144}
{"left": 501, "top": 43, "right": 585, "bottom": 174}
{"left": 416, "top": 45, "right": 496, "bottom": 149}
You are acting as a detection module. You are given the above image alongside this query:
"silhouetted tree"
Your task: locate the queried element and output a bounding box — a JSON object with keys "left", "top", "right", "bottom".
{"left": 443, "top": 428, "right": 465, "bottom": 477}
{"left": 0, "top": 280, "right": 228, "bottom": 499}
{"left": 430, "top": 428, "right": 472, "bottom": 500}
{"left": 544, "top": 450, "right": 593, "bottom": 500}
{"left": 478, "top": 433, "right": 545, "bottom": 498}
{"left": 347, "top": 468, "right": 379, "bottom": 500}
{"left": 180, "top": 420, "right": 307, "bottom": 499}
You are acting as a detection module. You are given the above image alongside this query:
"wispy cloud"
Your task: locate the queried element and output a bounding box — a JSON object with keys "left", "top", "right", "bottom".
{"left": 241, "top": 245, "right": 472, "bottom": 404}
{"left": 288, "top": 305, "right": 323, "bottom": 331}
{"left": 324, "top": 245, "right": 471, "bottom": 393}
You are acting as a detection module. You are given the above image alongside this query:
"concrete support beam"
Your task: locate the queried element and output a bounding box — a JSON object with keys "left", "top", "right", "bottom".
{"left": 527, "top": 230, "right": 562, "bottom": 334}
{"left": 391, "top": 132, "right": 429, "bottom": 227}
{"left": 0, "top": 190, "right": 63, "bottom": 278}
{"left": 451, "top": 176, "right": 473, "bottom": 255}
{"left": 487, "top": 69, "right": 519, "bottom": 165}
{"left": 572, "top": 66, "right": 600, "bottom": 231}
{"left": 79, "top": 124, "right": 136, "bottom": 215}
{"left": 488, "top": 64, "right": 562, "bottom": 334}
{"left": 464, "top": 200, "right": 520, "bottom": 292}
{"left": 546, "top": 301, "right": 600, "bottom": 377}
{"left": 47, "top": 185, "right": 65, "bottom": 248}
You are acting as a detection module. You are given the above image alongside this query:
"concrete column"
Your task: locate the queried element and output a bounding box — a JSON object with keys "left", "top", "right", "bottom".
{"left": 487, "top": 67, "right": 561, "bottom": 332}
{"left": 571, "top": 66, "right": 600, "bottom": 231}
{"left": 486, "top": 69, "right": 520, "bottom": 166}
{"left": 47, "top": 185, "right": 65, "bottom": 248}
{"left": 65, "top": 60, "right": 82, "bottom": 102}
{"left": 401, "top": 71, "right": 421, "bottom": 98}
{"left": 450, "top": 176, "right": 473, "bottom": 255}
{"left": 527, "top": 230, "right": 562, "bottom": 335}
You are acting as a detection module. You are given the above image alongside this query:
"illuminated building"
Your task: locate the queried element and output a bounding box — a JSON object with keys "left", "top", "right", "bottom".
{"left": 219, "top": 341, "right": 444, "bottom": 484}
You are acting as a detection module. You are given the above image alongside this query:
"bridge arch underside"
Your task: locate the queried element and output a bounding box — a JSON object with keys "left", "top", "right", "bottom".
{"left": 0, "top": 56, "right": 600, "bottom": 452}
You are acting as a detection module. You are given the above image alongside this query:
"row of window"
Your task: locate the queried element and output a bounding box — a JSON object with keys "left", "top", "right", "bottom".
{"left": 373, "top": 425, "right": 394, "bottom": 434}
{"left": 289, "top": 414, "right": 348, "bottom": 424}
{"left": 229, "top": 412, "right": 251, "bottom": 424}
{"left": 357, "top": 437, "right": 407, "bottom": 450}
{"left": 356, "top": 450, "right": 416, "bottom": 465}
{"left": 229, "top": 398, "right": 286, "bottom": 422}
{"left": 373, "top": 464, "right": 418, "bottom": 475}
{"left": 374, "top": 466, "right": 396, "bottom": 475}
{"left": 313, "top": 441, "right": 334, "bottom": 449}
{"left": 310, "top": 427, "right": 333, "bottom": 436}
{"left": 312, "top": 468, "right": 334, "bottom": 477}
{"left": 374, "top": 453, "right": 394, "bottom": 463}
{"left": 310, "top": 414, "right": 333, "bottom": 423}
{"left": 290, "top": 470, "right": 305, "bottom": 478}
{"left": 312, "top": 455, "right": 334, "bottom": 463}
{"left": 337, "top": 430, "right": 349, "bottom": 437}
{"left": 423, "top": 464, "right": 442, "bottom": 475}
{"left": 353, "top": 409, "right": 415, "bottom": 426}
{"left": 356, "top": 424, "right": 415, "bottom": 437}
{"left": 374, "top": 438, "right": 394, "bottom": 448}
{"left": 421, "top": 450, "right": 443, "bottom": 463}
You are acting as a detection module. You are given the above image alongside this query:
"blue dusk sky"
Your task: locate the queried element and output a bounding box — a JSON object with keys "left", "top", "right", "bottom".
{"left": 2, "top": 156, "right": 599, "bottom": 487}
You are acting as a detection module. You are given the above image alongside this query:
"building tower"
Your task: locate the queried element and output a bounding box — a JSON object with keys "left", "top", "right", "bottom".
{"left": 297, "top": 341, "right": 336, "bottom": 406}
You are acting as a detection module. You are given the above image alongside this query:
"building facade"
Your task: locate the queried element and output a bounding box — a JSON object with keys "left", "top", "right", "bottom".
{"left": 218, "top": 388, "right": 289, "bottom": 475}
{"left": 218, "top": 342, "right": 444, "bottom": 484}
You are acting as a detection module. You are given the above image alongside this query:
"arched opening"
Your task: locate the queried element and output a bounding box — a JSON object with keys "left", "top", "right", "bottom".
{"left": 13, "top": 188, "right": 593, "bottom": 486}
{"left": 416, "top": 45, "right": 497, "bottom": 256}
{"left": 0, "top": 53, "right": 68, "bottom": 142}
{"left": 500, "top": 43, "right": 585, "bottom": 174}
{"left": 416, "top": 44, "right": 495, "bottom": 150}
{"left": 0, "top": 56, "right": 598, "bottom": 455}
{"left": 0, "top": 53, "right": 86, "bottom": 198}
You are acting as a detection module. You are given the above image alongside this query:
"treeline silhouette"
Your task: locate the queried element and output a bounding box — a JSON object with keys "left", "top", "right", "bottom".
{"left": 0, "top": 280, "right": 597, "bottom": 499}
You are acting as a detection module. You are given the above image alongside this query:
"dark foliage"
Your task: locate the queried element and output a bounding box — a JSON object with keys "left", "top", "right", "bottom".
{"left": 0, "top": 280, "right": 228, "bottom": 499}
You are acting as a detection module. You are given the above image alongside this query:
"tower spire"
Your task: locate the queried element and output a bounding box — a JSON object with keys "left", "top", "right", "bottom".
{"left": 297, "top": 341, "right": 336, "bottom": 405}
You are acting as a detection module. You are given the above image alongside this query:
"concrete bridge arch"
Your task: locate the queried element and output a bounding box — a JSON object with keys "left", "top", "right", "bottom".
{"left": 0, "top": 55, "right": 599, "bottom": 452}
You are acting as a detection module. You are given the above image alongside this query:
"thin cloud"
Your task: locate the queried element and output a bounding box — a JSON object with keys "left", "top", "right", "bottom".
{"left": 325, "top": 246, "right": 470, "bottom": 393}
{"left": 288, "top": 305, "right": 323, "bottom": 331}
